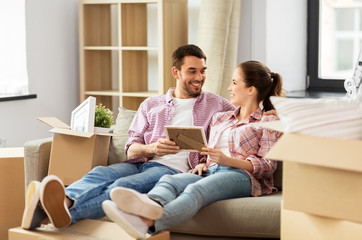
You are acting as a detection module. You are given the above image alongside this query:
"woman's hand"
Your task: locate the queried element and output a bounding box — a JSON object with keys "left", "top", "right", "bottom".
{"left": 200, "top": 147, "right": 227, "bottom": 165}
{"left": 189, "top": 163, "right": 207, "bottom": 176}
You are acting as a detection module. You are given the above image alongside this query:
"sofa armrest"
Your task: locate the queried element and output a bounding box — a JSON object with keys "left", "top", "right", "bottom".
{"left": 24, "top": 137, "right": 52, "bottom": 188}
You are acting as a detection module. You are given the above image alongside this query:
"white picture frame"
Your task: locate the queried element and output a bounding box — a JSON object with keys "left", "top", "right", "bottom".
{"left": 71, "top": 96, "right": 96, "bottom": 133}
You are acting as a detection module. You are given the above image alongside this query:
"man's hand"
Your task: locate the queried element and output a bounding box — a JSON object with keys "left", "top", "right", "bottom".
{"left": 264, "top": 109, "right": 279, "bottom": 120}
{"left": 264, "top": 109, "right": 283, "bottom": 138}
{"left": 151, "top": 138, "right": 180, "bottom": 156}
{"left": 200, "top": 147, "right": 227, "bottom": 165}
{"left": 189, "top": 163, "right": 207, "bottom": 176}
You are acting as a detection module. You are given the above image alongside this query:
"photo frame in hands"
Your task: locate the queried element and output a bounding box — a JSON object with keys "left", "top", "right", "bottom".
{"left": 71, "top": 96, "right": 96, "bottom": 132}
{"left": 165, "top": 126, "right": 207, "bottom": 152}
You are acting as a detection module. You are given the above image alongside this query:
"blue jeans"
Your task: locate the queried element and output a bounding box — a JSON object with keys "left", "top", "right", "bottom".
{"left": 65, "top": 162, "right": 180, "bottom": 223}
{"left": 148, "top": 164, "right": 251, "bottom": 232}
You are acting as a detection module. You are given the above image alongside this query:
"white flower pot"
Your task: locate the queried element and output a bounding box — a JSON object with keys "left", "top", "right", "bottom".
{"left": 94, "top": 126, "right": 110, "bottom": 134}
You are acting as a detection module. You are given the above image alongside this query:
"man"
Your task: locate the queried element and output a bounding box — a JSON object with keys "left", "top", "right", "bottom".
{"left": 21, "top": 44, "right": 235, "bottom": 229}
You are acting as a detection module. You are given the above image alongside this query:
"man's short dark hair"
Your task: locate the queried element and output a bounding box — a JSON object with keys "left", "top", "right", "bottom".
{"left": 172, "top": 44, "right": 207, "bottom": 70}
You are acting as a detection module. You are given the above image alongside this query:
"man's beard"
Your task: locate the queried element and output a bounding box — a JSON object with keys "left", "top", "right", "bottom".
{"left": 181, "top": 82, "right": 202, "bottom": 97}
{"left": 183, "top": 85, "right": 201, "bottom": 97}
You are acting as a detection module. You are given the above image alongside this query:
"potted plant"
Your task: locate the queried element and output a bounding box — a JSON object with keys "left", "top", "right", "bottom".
{"left": 94, "top": 104, "right": 114, "bottom": 133}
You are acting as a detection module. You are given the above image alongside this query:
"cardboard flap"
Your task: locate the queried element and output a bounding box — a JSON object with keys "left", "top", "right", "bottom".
{"left": 267, "top": 133, "right": 362, "bottom": 173}
{"left": 37, "top": 117, "right": 70, "bottom": 129}
{"left": 50, "top": 128, "right": 94, "bottom": 138}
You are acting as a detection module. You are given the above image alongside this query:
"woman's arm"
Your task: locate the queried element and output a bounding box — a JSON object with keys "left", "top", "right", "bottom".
{"left": 200, "top": 147, "right": 254, "bottom": 173}
{"left": 246, "top": 128, "right": 278, "bottom": 179}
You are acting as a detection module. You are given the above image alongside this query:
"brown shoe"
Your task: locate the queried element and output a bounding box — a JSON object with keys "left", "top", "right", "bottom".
{"left": 21, "top": 181, "right": 47, "bottom": 229}
{"left": 40, "top": 175, "right": 71, "bottom": 228}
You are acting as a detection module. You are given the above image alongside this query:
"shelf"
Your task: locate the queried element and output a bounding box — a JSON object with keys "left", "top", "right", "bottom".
{"left": 81, "top": 0, "right": 119, "bottom": 4}
{"left": 121, "top": 91, "right": 159, "bottom": 97}
{"left": 83, "top": 46, "right": 158, "bottom": 51}
{"left": 121, "top": 0, "right": 159, "bottom": 3}
{"left": 84, "top": 46, "right": 120, "bottom": 50}
{"left": 121, "top": 46, "right": 158, "bottom": 51}
{"left": 85, "top": 90, "right": 159, "bottom": 97}
{"left": 81, "top": 0, "right": 159, "bottom": 4}
{"left": 80, "top": 0, "right": 187, "bottom": 112}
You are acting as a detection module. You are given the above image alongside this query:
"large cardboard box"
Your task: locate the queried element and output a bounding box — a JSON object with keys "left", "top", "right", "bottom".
{"left": 281, "top": 206, "right": 362, "bottom": 240}
{"left": 9, "top": 219, "right": 170, "bottom": 240}
{"left": 38, "top": 117, "right": 113, "bottom": 185}
{"left": 0, "top": 148, "right": 25, "bottom": 240}
{"left": 265, "top": 121, "right": 362, "bottom": 224}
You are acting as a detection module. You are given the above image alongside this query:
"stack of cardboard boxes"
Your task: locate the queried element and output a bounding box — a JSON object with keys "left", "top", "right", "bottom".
{"left": 265, "top": 122, "right": 362, "bottom": 239}
{"left": 0, "top": 148, "right": 25, "bottom": 240}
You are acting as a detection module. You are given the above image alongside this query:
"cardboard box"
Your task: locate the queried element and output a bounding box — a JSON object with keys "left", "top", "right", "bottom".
{"left": 9, "top": 219, "right": 170, "bottom": 240}
{"left": 265, "top": 121, "right": 362, "bottom": 224}
{"left": 38, "top": 117, "right": 113, "bottom": 186}
{"left": 0, "top": 148, "right": 25, "bottom": 240}
{"left": 282, "top": 206, "right": 362, "bottom": 240}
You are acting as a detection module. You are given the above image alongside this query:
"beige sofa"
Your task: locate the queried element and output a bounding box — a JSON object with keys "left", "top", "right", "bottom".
{"left": 24, "top": 108, "right": 282, "bottom": 240}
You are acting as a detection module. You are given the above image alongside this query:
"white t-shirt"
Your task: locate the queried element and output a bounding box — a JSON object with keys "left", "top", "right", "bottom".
{"left": 149, "top": 97, "right": 195, "bottom": 172}
{"left": 209, "top": 127, "right": 231, "bottom": 166}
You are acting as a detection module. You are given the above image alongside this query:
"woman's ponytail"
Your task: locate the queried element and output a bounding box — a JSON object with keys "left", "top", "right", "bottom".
{"left": 262, "top": 72, "right": 285, "bottom": 111}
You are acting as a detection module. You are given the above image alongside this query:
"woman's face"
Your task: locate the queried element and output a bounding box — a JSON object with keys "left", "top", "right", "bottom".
{"left": 227, "top": 68, "right": 253, "bottom": 106}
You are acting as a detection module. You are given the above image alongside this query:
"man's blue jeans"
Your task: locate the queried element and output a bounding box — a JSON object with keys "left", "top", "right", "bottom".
{"left": 65, "top": 162, "right": 180, "bottom": 223}
{"left": 147, "top": 164, "right": 252, "bottom": 232}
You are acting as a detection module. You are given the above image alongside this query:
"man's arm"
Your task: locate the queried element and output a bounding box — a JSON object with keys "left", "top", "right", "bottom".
{"left": 127, "top": 139, "right": 181, "bottom": 160}
{"left": 222, "top": 97, "right": 236, "bottom": 112}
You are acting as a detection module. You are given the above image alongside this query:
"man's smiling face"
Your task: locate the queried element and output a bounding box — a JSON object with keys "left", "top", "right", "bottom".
{"left": 173, "top": 56, "right": 207, "bottom": 98}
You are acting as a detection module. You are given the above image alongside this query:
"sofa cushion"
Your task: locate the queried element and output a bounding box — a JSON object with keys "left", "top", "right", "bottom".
{"left": 170, "top": 192, "right": 282, "bottom": 238}
{"left": 108, "top": 107, "right": 136, "bottom": 165}
{"left": 24, "top": 137, "right": 53, "bottom": 187}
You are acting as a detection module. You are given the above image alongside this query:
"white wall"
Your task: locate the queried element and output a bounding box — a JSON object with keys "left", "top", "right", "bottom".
{"left": 238, "top": 0, "right": 307, "bottom": 92}
{"left": 1, "top": 0, "right": 307, "bottom": 147}
{"left": 0, "top": 0, "right": 79, "bottom": 147}
{"left": 265, "top": 0, "right": 307, "bottom": 92}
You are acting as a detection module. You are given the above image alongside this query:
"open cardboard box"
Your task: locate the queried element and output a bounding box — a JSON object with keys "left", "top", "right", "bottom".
{"left": 9, "top": 219, "right": 170, "bottom": 240}
{"left": 281, "top": 203, "right": 362, "bottom": 240}
{"left": 38, "top": 117, "right": 124, "bottom": 185}
{"left": 263, "top": 121, "right": 362, "bottom": 224}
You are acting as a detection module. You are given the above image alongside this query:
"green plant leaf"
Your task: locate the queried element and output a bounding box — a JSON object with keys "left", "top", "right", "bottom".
{"left": 94, "top": 103, "right": 114, "bottom": 128}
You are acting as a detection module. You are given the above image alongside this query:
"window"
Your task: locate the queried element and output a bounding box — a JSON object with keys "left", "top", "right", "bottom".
{"left": 308, "top": 0, "right": 362, "bottom": 91}
{"left": 0, "top": 0, "right": 29, "bottom": 98}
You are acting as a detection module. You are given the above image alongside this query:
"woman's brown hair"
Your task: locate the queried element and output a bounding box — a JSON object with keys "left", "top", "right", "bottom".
{"left": 239, "top": 61, "right": 285, "bottom": 111}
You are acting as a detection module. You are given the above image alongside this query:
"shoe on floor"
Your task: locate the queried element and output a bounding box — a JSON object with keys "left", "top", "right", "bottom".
{"left": 102, "top": 200, "right": 148, "bottom": 239}
{"left": 21, "top": 181, "right": 48, "bottom": 229}
{"left": 110, "top": 187, "right": 163, "bottom": 220}
{"left": 40, "top": 175, "right": 71, "bottom": 228}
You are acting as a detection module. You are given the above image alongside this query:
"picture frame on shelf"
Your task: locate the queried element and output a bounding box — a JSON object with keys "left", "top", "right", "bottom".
{"left": 71, "top": 96, "right": 96, "bottom": 133}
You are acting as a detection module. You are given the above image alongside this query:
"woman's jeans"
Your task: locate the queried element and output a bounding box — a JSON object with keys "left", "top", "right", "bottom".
{"left": 65, "top": 162, "right": 179, "bottom": 223}
{"left": 148, "top": 164, "right": 252, "bottom": 232}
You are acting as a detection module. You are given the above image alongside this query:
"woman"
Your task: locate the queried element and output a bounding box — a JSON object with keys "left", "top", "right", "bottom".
{"left": 102, "top": 61, "right": 284, "bottom": 239}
